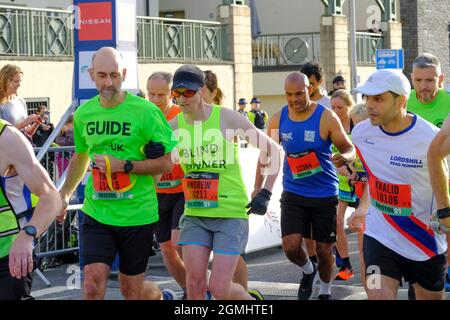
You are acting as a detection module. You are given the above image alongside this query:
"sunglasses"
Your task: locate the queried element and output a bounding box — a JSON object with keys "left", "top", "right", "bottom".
{"left": 171, "top": 89, "right": 197, "bottom": 98}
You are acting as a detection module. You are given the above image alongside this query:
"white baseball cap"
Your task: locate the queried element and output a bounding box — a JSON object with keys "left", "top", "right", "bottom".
{"left": 351, "top": 69, "right": 411, "bottom": 97}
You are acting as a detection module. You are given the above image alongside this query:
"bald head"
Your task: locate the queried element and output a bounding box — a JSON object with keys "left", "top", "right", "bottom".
{"left": 89, "top": 47, "right": 127, "bottom": 102}
{"left": 285, "top": 72, "right": 309, "bottom": 86}
{"left": 91, "top": 47, "right": 125, "bottom": 70}
{"left": 284, "top": 72, "right": 311, "bottom": 113}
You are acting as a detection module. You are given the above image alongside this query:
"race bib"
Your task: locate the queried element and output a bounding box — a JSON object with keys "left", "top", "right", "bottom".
{"left": 182, "top": 172, "right": 219, "bottom": 209}
{"left": 369, "top": 176, "right": 412, "bottom": 216}
{"left": 287, "top": 151, "right": 323, "bottom": 179}
{"left": 156, "top": 164, "right": 184, "bottom": 189}
{"left": 92, "top": 167, "right": 134, "bottom": 200}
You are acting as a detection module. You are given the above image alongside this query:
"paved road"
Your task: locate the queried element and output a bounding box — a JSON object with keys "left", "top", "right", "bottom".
{"left": 30, "top": 232, "right": 449, "bottom": 300}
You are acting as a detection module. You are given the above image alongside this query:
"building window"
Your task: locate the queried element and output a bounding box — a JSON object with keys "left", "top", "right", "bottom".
{"left": 25, "top": 97, "right": 50, "bottom": 117}
{"left": 159, "top": 11, "right": 185, "bottom": 19}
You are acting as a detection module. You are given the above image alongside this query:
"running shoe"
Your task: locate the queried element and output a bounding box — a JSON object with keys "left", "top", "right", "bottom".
{"left": 445, "top": 273, "right": 450, "bottom": 292}
{"left": 297, "top": 262, "right": 318, "bottom": 300}
{"left": 318, "top": 294, "right": 332, "bottom": 300}
{"left": 334, "top": 266, "right": 354, "bottom": 281}
{"left": 248, "top": 288, "right": 264, "bottom": 300}
{"left": 161, "top": 288, "right": 178, "bottom": 300}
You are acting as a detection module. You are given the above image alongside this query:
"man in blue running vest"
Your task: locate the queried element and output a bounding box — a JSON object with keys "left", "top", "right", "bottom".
{"left": 253, "top": 72, "right": 355, "bottom": 300}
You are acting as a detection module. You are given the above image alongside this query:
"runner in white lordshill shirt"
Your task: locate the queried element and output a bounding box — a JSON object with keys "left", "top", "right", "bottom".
{"left": 349, "top": 69, "right": 447, "bottom": 300}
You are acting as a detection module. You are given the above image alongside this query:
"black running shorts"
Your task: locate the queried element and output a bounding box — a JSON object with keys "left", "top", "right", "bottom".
{"left": 363, "top": 235, "right": 446, "bottom": 292}
{"left": 155, "top": 192, "right": 185, "bottom": 243}
{"left": 0, "top": 255, "right": 34, "bottom": 300}
{"left": 280, "top": 191, "right": 338, "bottom": 243}
{"left": 81, "top": 213, "right": 155, "bottom": 276}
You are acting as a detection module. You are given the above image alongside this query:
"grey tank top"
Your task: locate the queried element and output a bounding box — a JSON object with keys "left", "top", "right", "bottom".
{"left": 0, "top": 96, "right": 27, "bottom": 126}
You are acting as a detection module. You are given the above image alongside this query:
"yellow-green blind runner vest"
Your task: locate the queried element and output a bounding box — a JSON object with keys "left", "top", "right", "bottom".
{"left": 0, "top": 120, "right": 20, "bottom": 258}
{"left": 177, "top": 105, "right": 248, "bottom": 219}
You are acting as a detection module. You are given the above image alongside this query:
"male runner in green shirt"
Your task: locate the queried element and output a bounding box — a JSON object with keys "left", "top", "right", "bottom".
{"left": 58, "top": 47, "right": 176, "bottom": 300}
{"left": 407, "top": 53, "right": 450, "bottom": 292}
{"left": 408, "top": 53, "right": 450, "bottom": 128}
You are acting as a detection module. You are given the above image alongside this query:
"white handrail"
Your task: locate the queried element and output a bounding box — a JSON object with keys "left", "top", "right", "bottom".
{"left": 137, "top": 15, "right": 221, "bottom": 25}
{"left": 0, "top": 4, "right": 72, "bottom": 14}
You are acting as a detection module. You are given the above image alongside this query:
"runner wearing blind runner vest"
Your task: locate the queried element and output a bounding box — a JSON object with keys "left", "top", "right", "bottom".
{"left": 350, "top": 69, "right": 447, "bottom": 300}
{"left": 169, "top": 64, "right": 281, "bottom": 300}
{"left": 202, "top": 70, "right": 260, "bottom": 299}
{"left": 58, "top": 47, "right": 177, "bottom": 300}
{"left": 407, "top": 53, "right": 450, "bottom": 292}
{"left": 253, "top": 72, "right": 356, "bottom": 300}
{"left": 0, "top": 119, "right": 61, "bottom": 300}
{"left": 146, "top": 71, "right": 187, "bottom": 297}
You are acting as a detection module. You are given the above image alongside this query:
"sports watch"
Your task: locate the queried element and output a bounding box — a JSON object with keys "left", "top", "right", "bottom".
{"left": 23, "top": 225, "right": 37, "bottom": 240}
{"left": 123, "top": 160, "right": 134, "bottom": 174}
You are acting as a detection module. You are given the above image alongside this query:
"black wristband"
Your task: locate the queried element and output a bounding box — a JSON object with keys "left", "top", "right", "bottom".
{"left": 437, "top": 207, "right": 450, "bottom": 219}
{"left": 259, "top": 188, "right": 272, "bottom": 199}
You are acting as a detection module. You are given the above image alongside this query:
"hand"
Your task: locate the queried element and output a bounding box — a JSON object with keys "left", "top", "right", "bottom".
{"left": 9, "top": 232, "right": 34, "bottom": 279}
{"left": 331, "top": 153, "right": 347, "bottom": 168}
{"left": 250, "top": 188, "right": 261, "bottom": 199}
{"left": 26, "top": 114, "right": 42, "bottom": 126}
{"left": 246, "top": 188, "right": 272, "bottom": 215}
{"left": 143, "top": 141, "right": 165, "bottom": 159}
{"left": 438, "top": 216, "right": 450, "bottom": 233}
{"left": 56, "top": 194, "right": 69, "bottom": 223}
{"left": 436, "top": 208, "right": 450, "bottom": 233}
{"left": 337, "top": 165, "right": 351, "bottom": 177}
{"left": 348, "top": 208, "right": 366, "bottom": 232}
{"left": 93, "top": 154, "right": 125, "bottom": 174}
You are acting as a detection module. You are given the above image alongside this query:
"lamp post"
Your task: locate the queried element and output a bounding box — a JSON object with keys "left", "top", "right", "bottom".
{"left": 348, "top": 0, "right": 359, "bottom": 97}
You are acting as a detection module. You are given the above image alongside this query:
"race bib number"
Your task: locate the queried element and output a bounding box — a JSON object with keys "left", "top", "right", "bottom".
{"left": 369, "top": 176, "right": 412, "bottom": 216}
{"left": 92, "top": 167, "right": 133, "bottom": 200}
{"left": 157, "top": 164, "right": 184, "bottom": 189}
{"left": 182, "top": 172, "right": 219, "bottom": 209}
{"left": 287, "top": 151, "right": 323, "bottom": 179}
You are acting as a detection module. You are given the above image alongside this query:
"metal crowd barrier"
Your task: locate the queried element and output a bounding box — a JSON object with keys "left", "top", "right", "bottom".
{"left": 33, "top": 145, "right": 81, "bottom": 287}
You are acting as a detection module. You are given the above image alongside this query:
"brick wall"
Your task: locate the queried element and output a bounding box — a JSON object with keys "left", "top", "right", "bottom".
{"left": 401, "top": 0, "right": 449, "bottom": 81}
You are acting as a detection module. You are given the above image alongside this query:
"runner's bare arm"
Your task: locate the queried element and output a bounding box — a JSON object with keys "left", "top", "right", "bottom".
{"left": 428, "top": 117, "right": 450, "bottom": 210}
{"left": 169, "top": 117, "right": 178, "bottom": 131}
{"left": 326, "top": 110, "right": 356, "bottom": 167}
{"left": 348, "top": 185, "right": 369, "bottom": 232}
{"left": 59, "top": 152, "right": 90, "bottom": 206}
{"left": 93, "top": 153, "right": 173, "bottom": 176}
{"left": 250, "top": 112, "right": 281, "bottom": 195}
{"left": 0, "top": 126, "right": 61, "bottom": 278}
{"left": 222, "top": 108, "right": 282, "bottom": 193}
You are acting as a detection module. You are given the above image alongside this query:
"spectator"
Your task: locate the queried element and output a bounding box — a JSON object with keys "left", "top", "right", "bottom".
{"left": 136, "top": 89, "right": 146, "bottom": 99}
{"left": 55, "top": 115, "right": 74, "bottom": 178}
{"left": 301, "top": 62, "right": 331, "bottom": 108}
{"left": 32, "top": 106, "right": 54, "bottom": 147}
{"left": 204, "top": 70, "right": 224, "bottom": 105}
{"left": 237, "top": 98, "right": 248, "bottom": 118}
{"left": 328, "top": 75, "right": 348, "bottom": 96}
{"left": 0, "top": 64, "right": 42, "bottom": 142}
{"left": 248, "top": 97, "right": 268, "bottom": 130}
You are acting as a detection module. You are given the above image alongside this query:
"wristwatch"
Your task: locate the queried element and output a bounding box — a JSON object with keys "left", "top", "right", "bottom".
{"left": 22, "top": 225, "right": 37, "bottom": 240}
{"left": 123, "top": 160, "right": 134, "bottom": 174}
